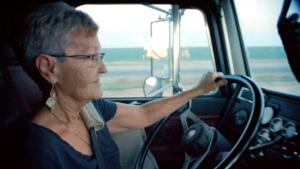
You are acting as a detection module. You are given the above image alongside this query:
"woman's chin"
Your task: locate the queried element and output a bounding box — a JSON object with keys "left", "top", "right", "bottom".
{"left": 83, "top": 86, "right": 103, "bottom": 100}
{"left": 93, "top": 90, "right": 103, "bottom": 99}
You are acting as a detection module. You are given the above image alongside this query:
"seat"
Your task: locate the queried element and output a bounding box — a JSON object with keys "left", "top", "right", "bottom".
{"left": 112, "top": 129, "right": 159, "bottom": 169}
{"left": 0, "top": 46, "right": 42, "bottom": 169}
{"left": 0, "top": 46, "right": 42, "bottom": 123}
{"left": 111, "top": 101, "right": 158, "bottom": 169}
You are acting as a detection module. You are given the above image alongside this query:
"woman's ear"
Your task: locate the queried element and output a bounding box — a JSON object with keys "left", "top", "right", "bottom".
{"left": 35, "top": 54, "right": 58, "bottom": 84}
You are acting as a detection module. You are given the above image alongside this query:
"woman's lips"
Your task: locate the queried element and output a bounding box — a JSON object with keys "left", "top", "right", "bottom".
{"left": 95, "top": 79, "right": 101, "bottom": 86}
{"left": 93, "top": 77, "right": 100, "bottom": 83}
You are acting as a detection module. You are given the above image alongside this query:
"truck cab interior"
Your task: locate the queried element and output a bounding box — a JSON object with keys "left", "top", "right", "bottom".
{"left": 0, "top": 0, "right": 299, "bottom": 169}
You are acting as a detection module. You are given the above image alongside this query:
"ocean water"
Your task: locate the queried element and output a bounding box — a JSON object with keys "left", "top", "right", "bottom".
{"left": 101, "top": 46, "right": 287, "bottom": 62}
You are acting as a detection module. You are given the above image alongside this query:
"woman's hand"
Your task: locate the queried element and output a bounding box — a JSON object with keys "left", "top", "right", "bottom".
{"left": 192, "top": 72, "right": 228, "bottom": 96}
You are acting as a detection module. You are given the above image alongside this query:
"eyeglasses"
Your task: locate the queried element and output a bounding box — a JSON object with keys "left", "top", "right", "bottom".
{"left": 49, "top": 52, "right": 105, "bottom": 62}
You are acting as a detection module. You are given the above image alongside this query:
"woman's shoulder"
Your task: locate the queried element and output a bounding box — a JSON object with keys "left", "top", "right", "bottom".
{"left": 26, "top": 122, "right": 66, "bottom": 168}
{"left": 26, "top": 121, "right": 61, "bottom": 149}
{"left": 24, "top": 122, "right": 59, "bottom": 166}
{"left": 92, "top": 99, "right": 117, "bottom": 122}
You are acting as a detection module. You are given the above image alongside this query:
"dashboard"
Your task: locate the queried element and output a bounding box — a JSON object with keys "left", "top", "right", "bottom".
{"left": 219, "top": 87, "right": 300, "bottom": 168}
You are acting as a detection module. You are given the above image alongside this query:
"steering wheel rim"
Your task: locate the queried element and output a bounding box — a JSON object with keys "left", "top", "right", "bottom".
{"left": 135, "top": 75, "right": 265, "bottom": 169}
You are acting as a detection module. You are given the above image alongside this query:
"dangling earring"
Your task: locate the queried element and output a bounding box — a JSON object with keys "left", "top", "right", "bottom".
{"left": 46, "top": 86, "right": 56, "bottom": 111}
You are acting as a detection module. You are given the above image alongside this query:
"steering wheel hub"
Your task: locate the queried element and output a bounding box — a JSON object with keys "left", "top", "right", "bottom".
{"left": 183, "top": 123, "right": 213, "bottom": 157}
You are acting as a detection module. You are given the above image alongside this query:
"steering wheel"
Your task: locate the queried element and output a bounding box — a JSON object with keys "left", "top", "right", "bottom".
{"left": 135, "top": 75, "right": 265, "bottom": 169}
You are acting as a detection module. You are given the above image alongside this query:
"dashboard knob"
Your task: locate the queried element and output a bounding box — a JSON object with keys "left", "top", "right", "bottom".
{"left": 257, "top": 128, "right": 271, "bottom": 144}
{"left": 282, "top": 122, "right": 298, "bottom": 139}
{"left": 269, "top": 117, "right": 283, "bottom": 133}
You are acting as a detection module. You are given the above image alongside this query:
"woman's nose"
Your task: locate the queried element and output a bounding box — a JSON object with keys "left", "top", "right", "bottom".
{"left": 98, "top": 60, "right": 107, "bottom": 73}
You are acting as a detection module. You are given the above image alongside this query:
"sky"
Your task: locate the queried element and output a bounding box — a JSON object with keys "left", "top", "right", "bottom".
{"left": 235, "top": 0, "right": 299, "bottom": 46}
{"left": 77, "top": 0, "right": 300, "bottom": 48}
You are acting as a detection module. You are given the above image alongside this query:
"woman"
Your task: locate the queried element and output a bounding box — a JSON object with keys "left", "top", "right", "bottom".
{"left": 22, "top": 2, "right": 227, "bottom": 169}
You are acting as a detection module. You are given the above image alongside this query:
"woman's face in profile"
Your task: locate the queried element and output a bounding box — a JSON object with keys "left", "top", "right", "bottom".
{"left": 54, "top": 31, "right": 107, "bottom": 102}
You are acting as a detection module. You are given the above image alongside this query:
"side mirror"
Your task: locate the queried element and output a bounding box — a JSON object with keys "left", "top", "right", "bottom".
{"left": 143, "top": 76, "right": 163, "bottom": 97}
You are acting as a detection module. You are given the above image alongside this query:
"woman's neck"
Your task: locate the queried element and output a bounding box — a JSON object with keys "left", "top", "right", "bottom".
{"left": 53, "top": 90, "right": 89, "bottom": 123}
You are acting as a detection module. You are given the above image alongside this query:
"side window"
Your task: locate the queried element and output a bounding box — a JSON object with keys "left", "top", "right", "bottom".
{"left": 78, "top": 5, "right": 165, "bottom": 97}
{"left": 234, "top": 0, "right": 300, "bottom": 96}
{"left": 78, "top": 5, "right": 215, "bottom": 97}
{"left": 180, "top": 9, "right": 215, "bottom": 91}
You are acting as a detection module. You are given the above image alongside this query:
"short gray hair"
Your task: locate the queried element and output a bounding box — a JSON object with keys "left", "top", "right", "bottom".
{"left": 22, "top": 1, "right": 98, "bottom": 100}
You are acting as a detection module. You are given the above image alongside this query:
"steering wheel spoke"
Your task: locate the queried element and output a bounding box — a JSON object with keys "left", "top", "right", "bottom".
{"left": 180, "top": 108, "right": 203, "bottom": 132}
{"left": 182, "top": 154, "right": 196, "bottom": 169}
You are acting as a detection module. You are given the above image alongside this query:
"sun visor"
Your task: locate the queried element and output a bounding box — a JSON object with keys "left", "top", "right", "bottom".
{"left": 278, "top": 0, "right": 300, "bottom": 82}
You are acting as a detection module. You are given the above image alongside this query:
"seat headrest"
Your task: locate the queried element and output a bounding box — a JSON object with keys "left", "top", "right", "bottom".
{"left": 0, "top": 46, "right": 43, "bottom": 120}
{"left": 0, "top": 46, "right": 20, "bottom": 66}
